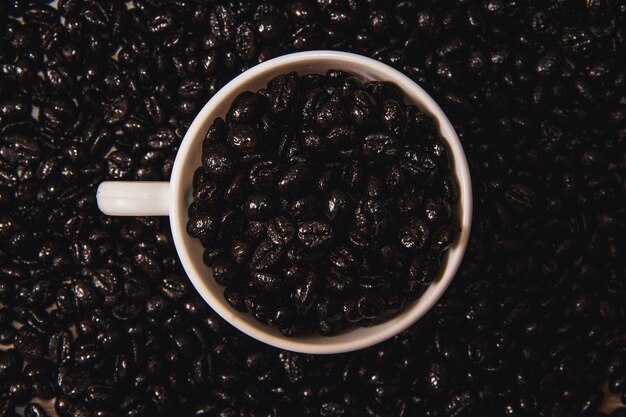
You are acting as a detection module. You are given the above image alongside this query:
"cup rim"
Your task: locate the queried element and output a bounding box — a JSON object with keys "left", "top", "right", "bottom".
{"left": 169, "top": 50, "right": 472, "bottom": 354}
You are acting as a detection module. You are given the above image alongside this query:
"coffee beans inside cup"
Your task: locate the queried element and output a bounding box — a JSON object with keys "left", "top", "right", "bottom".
{"left": 187, "top": 70, "right": 460, "bottom": 336}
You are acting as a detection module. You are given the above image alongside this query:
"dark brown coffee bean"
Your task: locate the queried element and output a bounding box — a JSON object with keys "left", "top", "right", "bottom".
{"left": 357, "top": 294, "right": 385, "bottom": 319}
{"left": 266, "top": 216, "right": 295, "bottom": 246}
{"left": 202, "top": 143, "right": 235, "bottom": 177}
{"left": 268, "top": 73, "right": 298, "bottom": 116}
{"left": 349, "top": 89, "right": 377, "bottom": 125}
{"left": 399, "top": 218, "right": 429, "bottom": 250}
{"left": 292, "top": 272, "right": 319, "bottom": 315}
{"left": 249, "top": 160, "right": 280, "bottom": 190}
{"left": 363, "top": 132, "right": 401, "bottom": 161}
{"left": 187, "top": 214, "right": 218, "bottom": 240}
{"left": 227, "top": 125, "right": 259, "bottom": 151}
{"left": 250, "top": 240, "right": 284, "bottom": 270}
{"left": 278, "top": 162, "right": 312, "bottom": 194}
{"left": 297, "top": 220, "right": 333, "bottom": 249}
{"left": 245, "top": 194, "right": 274, "bottom": 220}
{"left": 289, "top": 194, "right": 321, "bottom": 220}
{"left": 212, "top": 261, "right": 241, "bottom": 286}
{"left": 210, "top": 5, "right": 234, "bottom": 42}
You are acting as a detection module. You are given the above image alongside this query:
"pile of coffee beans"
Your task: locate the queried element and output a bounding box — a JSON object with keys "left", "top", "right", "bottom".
{"left": 188, "top": 70, "right": 460, "bottom": 335}
{"left": 0, "top": 1, "right": 624, "bottom": 416}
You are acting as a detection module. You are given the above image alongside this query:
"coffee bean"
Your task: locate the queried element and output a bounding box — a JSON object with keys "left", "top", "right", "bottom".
{"left": 363, "top": 132, "right": 401, "bottom": 161}
{"left": 250, "top": 240, "right": 284, "bottom": 270}
{"left": 249, "top": 160, "right": 280, "bottom": 191}
{"left": 357, "top": 294, "right": 385, "bottom": 319}
{"left": 245, "top": 194, "right": 274, "bottom": 220}
{"left": 266, "top": 216, "right": 295, "bottom": 246}
{"left": 278, "top": 162, "right": 313, "bottom": 194}
{"left": 268, "top": 73, "right": 298, "bottom": 116}
{"left": 399, "top": 218, "right": 429, "bottom": 250}
{"left": 227, "top": 125, "right": 259, "bottom": 151}
{"left": 186, "top": 214, "right": 218, "bottom": 240}
{"left": 297, "top": 220, "right": 333, "bottom": 250}
{"left": 202, "top": 143, "right": 235, "bottom": 177}
{"left": 292, "top": 272, "right": 319, "bottom": 315}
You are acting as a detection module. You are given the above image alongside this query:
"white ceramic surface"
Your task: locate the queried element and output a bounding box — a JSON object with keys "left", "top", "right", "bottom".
{"left": 96, "top": 50, "right": 473, "bottom": 354}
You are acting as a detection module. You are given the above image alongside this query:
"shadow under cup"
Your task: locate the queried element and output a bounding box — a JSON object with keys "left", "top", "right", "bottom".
{"left": 169, "top": 51, "right": 472, "bottom": 354}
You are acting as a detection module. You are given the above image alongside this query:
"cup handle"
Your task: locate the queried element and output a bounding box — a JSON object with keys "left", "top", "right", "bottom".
{"left": 97, "top": 181, "right": 171, "bottom": 216}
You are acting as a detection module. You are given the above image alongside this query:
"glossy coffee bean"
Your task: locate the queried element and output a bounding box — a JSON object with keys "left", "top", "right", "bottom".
{"left": 202, "top": 143, "right": 235, "bottom": 177}
{"left": 292, "top": 272, "right": 319, "bottom": 315}
{"left": 227, "top": 125, "right": 259, "bottom": 151}
{"left": 297, "top": 220, "right": 333, "bottom": 250}
{"left": 227, "top": 92, "right": 264, "bottom": 125}
{"left": 266, "top": 216, "right": 295, "bottom": 246}
{"left": 399, "top": 219, "right": 429, "bottom": 250}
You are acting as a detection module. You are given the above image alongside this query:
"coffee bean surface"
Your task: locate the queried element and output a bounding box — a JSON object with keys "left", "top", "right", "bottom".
{"left": 0, "top": 1, "right": 623, "bottom": 416}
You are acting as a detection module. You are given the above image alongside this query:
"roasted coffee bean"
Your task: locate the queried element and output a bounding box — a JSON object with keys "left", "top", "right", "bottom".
{"left": 268, "top": 73, "right": 298, "bottom": 115}
{"left": 297, "top": 220, "right": 333, "bottom": 249}
{"left": 250, "top": 240, "right": 284, "bottom": 270}
{"left": 223, "top": 173, "right": 247, "bottom": 203}
{"left": 210, "top": 5, "right": 234, "bottom": 42}
{"left": 187, "top": 214, "right": 218, "bottom": 240}
{"left": 212, "top": 261, "right": 241, "bottom": 286}
{"left": 326, "top": 190, "right": 352, "bottom": 222}
{"left": 397, "top": 185, "right": 423, "bottom": 214}
{"left": 193, "top": 180, "right": 220, "bottom": 207}
{"left": 505, "top": 183, "right": 536, "bottom": 212}
{"left": 202, "top": 143, "right": 235, "bottom": 177}
{"left": 326, "top": 125, "right": 358, "bottom": 148}
{"left": 401, "top": 148, "right": 438, "bottom": 180}
{"left": 289, "top": 194, "right": 321, "bottom": 220}
{"left": 381, "top": 99, "right": 405, "bottom": 134}
{"left": 292, "top": 272, "right": 320, "bottom": 315}
{"left": 266, "top": 216, "right": 296, "bottom": 246}
{"left": 222, "top": 286, "right": 246, "bottom": 312}
{"left": 227, "top": 125, "right": 259, "bottom": 151}
{"left": 103, "top": 96, "right": 128, "bottom": 125}
{"left": 243, "top": 219, "right": 267, "bottom": 241}
{"left": 14, "top": 326, "right": 47, "bottom": 360}
{"left": 301, "top": 89, "right": 329, "bottom": 124}
{"left": 0, "top": 349, "right": 22, "bottom": 381}
{"left": 204, "top": 117, "right": 227, "bottom": 145}
{"left": 357, "top": 294, "right": 385, "bottom": 319}
{"left": 278, "top": 162, "right": 313, "bottom": 194}
{"left": 315, "top": 96, "right": 345, "bottom": 129}
{"left": 230, "top": 239, "right": 252, "bottom": 265}
{"left": 315, "top": 296, "right": 343, "bottom": 322}
{"left": 160, "top": 275, "right": 188, "bottom": 300}
{"left": 234, "top": 22, "right": 257, "bottom": 61}
{"left": 252, "top": 271, "right": 284, "bottom": 290}
{"left": 408, "top": 253, "right": 441, "bottom": 295}
{"left": 363, "top": 132, "right": 401, "bottom": 161}
{"left": 424, "top": 198, "right": 452, "bottom": 224}
{"left": 249, "top": 160, "right": 280, "bottom": 190}
{"left": 349, "top": 89, "right": 377, "bottom": 126}
{"left": 358, "top": 275, "right": 390, "bottom": 291}
{"left": 399, "top": 218, "right": 429, "bottom": 250}
{"left": 245, "top": 194, "right": 274, "bottom": 220}
{"left": 9, "top": 377, "right": 33, "bottom": 404}
{"left": 299, "top": 128, "right": 323, "bottom": 151}
{"left": 431, "top": 221, "right": 460, "bottom": 252}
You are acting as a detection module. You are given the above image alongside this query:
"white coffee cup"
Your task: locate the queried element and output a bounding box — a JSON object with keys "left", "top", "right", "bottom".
{"left": 96, "top": 51, "right": 472, "bottom": 354}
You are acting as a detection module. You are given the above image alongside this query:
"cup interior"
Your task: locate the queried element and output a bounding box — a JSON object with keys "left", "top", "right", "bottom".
{"left": 169, "top": 51, "right": 472, "bottom": 354}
